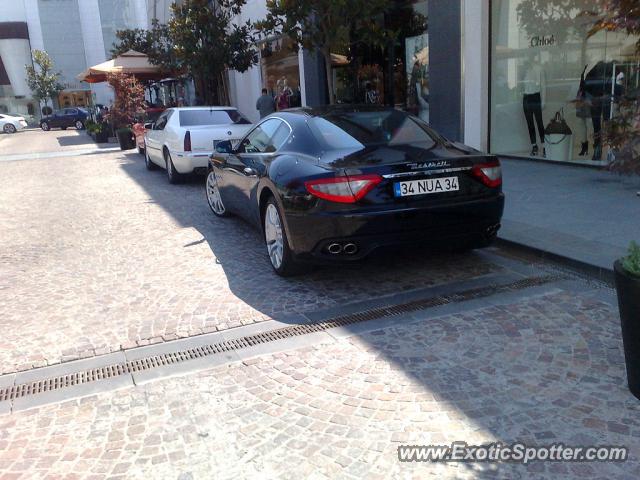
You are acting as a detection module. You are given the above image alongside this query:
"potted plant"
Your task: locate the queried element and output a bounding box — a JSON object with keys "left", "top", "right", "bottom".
{"left": 614, "top": 242, "right": 640, "bottom": 400}
{"left": 106, "top": 72, "right": 146, "bottom": 150}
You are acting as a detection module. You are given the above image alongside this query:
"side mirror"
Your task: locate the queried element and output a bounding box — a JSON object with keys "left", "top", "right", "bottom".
{"left": 144, "top": 122, "right": 153, "bottom": 130}
{"left": 215, "top": 139, "right": 233, "bottom": 154}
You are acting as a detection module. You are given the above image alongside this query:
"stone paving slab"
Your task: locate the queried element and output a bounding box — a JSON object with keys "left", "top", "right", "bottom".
{"left": 0, "top": 151, "right": 499, "bottom": 374}
{"left": 0, "top": 288, "right": 638, "bottom": 479}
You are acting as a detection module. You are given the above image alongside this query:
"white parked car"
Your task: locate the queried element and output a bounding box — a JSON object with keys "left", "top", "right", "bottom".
{"left": 0, "top": 113, "right": 28, "bottom": 134}
{"left": 144, "top": 106, "right": 253, "bottom": 184}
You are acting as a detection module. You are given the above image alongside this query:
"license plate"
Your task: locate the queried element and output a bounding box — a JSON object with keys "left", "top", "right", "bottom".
{"left": 394, "top": 176, "right": 459, "bottom": 197}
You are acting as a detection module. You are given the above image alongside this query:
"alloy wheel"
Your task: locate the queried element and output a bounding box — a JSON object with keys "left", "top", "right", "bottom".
{"left": 264, "top": 203, "right": 284, "bottom": 269}
{"left": 41, "top": 122, "right": 49, "bottom": 131}
{"left": 4, "top": 124, "right": 16, "bottom": 134}
{"left": 75, "top": 120, "right": 83, "bottom": 130}
{"left": 206, "top": 171, "right": 225, "bottom": 215}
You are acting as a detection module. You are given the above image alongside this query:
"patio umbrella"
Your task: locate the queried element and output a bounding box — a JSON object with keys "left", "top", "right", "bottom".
{"left": 76, "top": 50, "right": 163, "bottom": 84}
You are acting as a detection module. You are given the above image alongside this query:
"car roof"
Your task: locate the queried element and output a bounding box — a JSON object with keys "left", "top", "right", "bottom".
{"left": 283, "top": 104, "right": 397, "bottom": 118}
{"left": 169, "top": 106, "right": 237, "bottom": 111}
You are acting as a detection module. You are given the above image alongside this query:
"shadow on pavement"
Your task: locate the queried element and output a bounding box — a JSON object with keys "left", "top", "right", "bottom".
{"left": 119, "top": 151, "right": 637, "bottom": 478}
{"left": 57, "top": 132, "right": 105, "bottom": 148}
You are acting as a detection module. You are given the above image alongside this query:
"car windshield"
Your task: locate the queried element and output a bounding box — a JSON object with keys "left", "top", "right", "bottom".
{"left": 310, "top": 110, "right": 439, "bottom": 149}
{"left": 179, "top": 109, "right": 250, "bottom": 126}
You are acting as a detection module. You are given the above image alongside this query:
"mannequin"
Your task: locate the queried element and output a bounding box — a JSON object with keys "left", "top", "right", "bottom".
{"left": 522, "top": 56, "right": 546, "bottom": 157}
{"left": 276, "top": 77, "right": 292, "bottom": 111}
{"left": 575, "top": 65, "right": 590, "bottom": 156}
{"left": 584, "top": 61, "right": 618, "bottom": 161}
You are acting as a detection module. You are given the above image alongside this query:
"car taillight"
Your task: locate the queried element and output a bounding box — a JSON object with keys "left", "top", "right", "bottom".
{"left": 472, "top": 160, "right": 502, "bottom": 188}
{"left": 184, "top": 130, "right": 191, "bottom": 152}
{"left": 305, "top": 174, "right": 382, "bottom": 203}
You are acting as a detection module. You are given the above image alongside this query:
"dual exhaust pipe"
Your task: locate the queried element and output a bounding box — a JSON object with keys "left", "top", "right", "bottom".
{"left": 327, "top": 242, "right": 358, "bottom": 255}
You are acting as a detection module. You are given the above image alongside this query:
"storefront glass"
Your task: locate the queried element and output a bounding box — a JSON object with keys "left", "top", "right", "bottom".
{"left": 331, "top": 1, "right": 428, "bottom": 111}
{"left": 260, "top": 38, "right": 302, "bottom": 110}
{"left": 490, "top": 0, "right": 640, "bottom": 164}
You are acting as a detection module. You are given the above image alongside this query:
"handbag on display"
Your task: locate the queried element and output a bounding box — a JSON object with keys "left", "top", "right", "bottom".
{"left": 545, "top": 110, "right": 572, "bottom": 138}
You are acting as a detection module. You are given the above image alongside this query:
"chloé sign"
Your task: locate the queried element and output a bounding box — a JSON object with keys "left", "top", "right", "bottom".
{"left": 530, "top": 34, "right": 556, "bottom": 48}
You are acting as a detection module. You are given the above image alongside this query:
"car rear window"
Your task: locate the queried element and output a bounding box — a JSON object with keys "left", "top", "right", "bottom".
{"left": 309, "top": 110, "right": 438, "bottom": 149}
{"left": 179, "top": 109, "right": 250, "bottom": 126}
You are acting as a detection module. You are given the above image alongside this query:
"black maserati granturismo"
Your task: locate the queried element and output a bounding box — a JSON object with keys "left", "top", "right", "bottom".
{"left": 206, "top": 106, "right": 504, "bottom": 276}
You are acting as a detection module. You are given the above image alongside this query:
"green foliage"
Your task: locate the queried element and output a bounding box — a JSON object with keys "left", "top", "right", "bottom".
{"left": 106, "top": 72, "right": 146, "bottom": 128}
{"left": 257, "top": 0, "right": 389, "bottom": 104}
{"left": 24, "top": 50, "right": 64, "bottom": 108}
{"left": 111, "top": 20, "right": 178, "bottom": 75}
{"left": 168, "top": 0, "right": 257, "bottom": 104}
{"left": 622, "top": 241, "right": 640, "bottom": 278}
{"left": 111, "top": 1, "right": 257, "bottom": 105}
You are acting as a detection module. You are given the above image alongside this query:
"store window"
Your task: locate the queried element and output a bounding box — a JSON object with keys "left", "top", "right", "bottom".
{"left": 490, "top": 0, "right": 640, "bottom": 164}
{"left": 260, "top": 38, "right": 302, "bottom": 111}
{"left": 331, "top": 1, "right": 428, "bottom": 110}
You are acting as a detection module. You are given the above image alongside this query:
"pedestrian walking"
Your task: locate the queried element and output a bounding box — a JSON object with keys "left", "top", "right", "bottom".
{"left": 256, "top": 88, "right": 276, "bottom": 119}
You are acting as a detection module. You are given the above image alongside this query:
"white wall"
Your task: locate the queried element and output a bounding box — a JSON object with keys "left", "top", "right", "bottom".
{"left": 463, "top": 0, "right": 489, "bottom": 151}
{"left": 0, "top": 1, "right": 27, "bottom": 21}
{"left": 23, "top": 0, "right": 44, "bottom": 51}
{"left": 78, "top": 0, "right": 111, "bottom": 105}
{"left": 0, "top": 39, "right": 32, "bottom": 96}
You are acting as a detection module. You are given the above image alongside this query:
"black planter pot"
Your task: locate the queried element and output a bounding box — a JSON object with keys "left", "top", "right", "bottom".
{"left": 95, "top": 130, "right": 109, "bottom": 143}
{"left": 116, "top": 128, "right": 135, "bottom": 150}
{"left": 614, "top": 260, "right": 640, "bottom": 400}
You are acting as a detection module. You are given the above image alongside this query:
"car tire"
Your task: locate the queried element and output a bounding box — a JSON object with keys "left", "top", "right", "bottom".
{"left": 3, "top": 124, "right": 17, "bottom": 134}
{"left": 263, "top": 197, "right": 304, "bottom": 276}
{"left": 165, "top": 150, "right": 184, "bottom": 184}
{"left": 205, "top": 169, "right": 229, "bottom": 217}
{"left": 144, "top": 144, "right": 157, "bottom": 170}
{"left": 61, "top": 126, "right": 67, "bottom": 130}
{"left": 75, "top": 120, "right": 84, "bottom": 130}
{"left": 40, "top": 122, "right": 50, "bottom": 131}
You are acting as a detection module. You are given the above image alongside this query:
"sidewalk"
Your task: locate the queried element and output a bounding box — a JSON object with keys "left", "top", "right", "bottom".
{"left": 499, "top": 158, "right": 640, "bottom": 272}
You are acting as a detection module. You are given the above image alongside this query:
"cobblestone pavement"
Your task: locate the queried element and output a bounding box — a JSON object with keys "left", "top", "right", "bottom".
{"left": 0, "top": 151, "right": 497, "bottom": 373}
{"left": 0, "top": 129, "right": 113, "bottom": 157}
{"left": 1, "top": 288, "right": 639, "bottom": 479}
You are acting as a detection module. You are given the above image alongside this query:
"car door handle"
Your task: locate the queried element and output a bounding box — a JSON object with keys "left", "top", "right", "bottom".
{"left": 243, "top": 167, "right": 257, "bottom": 177}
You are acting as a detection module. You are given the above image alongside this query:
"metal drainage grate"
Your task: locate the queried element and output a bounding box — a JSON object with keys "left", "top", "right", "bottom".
{"left": 0, "top": 275, "right": 561, "bottom": 402}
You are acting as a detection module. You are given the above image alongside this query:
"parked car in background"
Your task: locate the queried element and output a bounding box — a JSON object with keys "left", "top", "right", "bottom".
{"left": 132, "top": 107, "right": 166, "bottom": 154}
{"left": 144, "top": 106, "right": 252, "bottom": 184}
{"left": 40, "top": 107, "right": 89, "bottom": 131}
{"left": 0, "top": 113, "right": 28, "bottom": 134}
{"left": 7, "top": 112, "right": 36, "bottom": 127}
{"left": 206, "top": 106, "right": 504, "bottom": 276}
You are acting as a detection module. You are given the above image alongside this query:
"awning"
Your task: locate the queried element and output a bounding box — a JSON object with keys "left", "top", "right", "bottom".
{"left": 76, "top": 50, "right": 163, "bottom": 84}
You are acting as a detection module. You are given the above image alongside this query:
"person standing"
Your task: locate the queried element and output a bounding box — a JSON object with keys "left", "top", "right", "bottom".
{"left": 256, "top": 88, "right": 276, "bottom": 119}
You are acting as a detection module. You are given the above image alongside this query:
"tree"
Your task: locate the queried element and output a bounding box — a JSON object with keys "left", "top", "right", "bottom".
{"left": 589, "top": 0, "right": 640, "bottom": 174}
{"left": 111, "top": 19, "right": 178, "bottom": 75}
{"left": 106, "top": 72, "right": 146, "bottom": 129}
{"left": 257, "top": 0, "right": 391, "bottom": 104}
{"left": 24, "top": 50, "right": 64, "bottom": 113}
{"left": 168, "top": 0, "right": 257, "bottom": 105}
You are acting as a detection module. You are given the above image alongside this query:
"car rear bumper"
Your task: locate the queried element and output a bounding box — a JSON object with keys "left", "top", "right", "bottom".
{"left": 285, "top": 194, "right": 505, "bottom": 261}
{"left": 172, "top": 151, "right": 213, "bottom": 174}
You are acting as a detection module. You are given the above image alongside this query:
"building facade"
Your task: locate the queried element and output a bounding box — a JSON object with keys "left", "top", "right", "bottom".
{"left": 227, "top": 0, "right": 640, "bottom": 166}
{"left": 0, "top": 0, "right": 151, "bottom": 119}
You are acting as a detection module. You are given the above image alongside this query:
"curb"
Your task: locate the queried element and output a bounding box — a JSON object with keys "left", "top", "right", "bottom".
{"left": 495, "top": 237, "right": 615, "bottom": 285}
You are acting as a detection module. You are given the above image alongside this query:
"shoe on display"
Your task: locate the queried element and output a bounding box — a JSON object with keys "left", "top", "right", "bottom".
{"left": 579, "top": 141, "right": 588, "bottom": 156}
